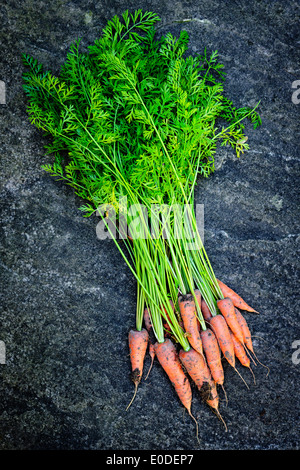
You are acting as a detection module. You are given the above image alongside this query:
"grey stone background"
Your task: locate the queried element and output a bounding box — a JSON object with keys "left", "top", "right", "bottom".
{"left": 0, "top": 0, "right": 299, "bottom": 451}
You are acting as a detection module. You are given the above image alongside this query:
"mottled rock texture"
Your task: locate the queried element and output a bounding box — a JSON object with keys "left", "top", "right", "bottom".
{"left": 0, "top": 0, "right": 299, "bottom": 450}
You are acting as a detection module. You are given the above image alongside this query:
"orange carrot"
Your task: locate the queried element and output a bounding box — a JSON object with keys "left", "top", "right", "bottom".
{"left": 230, "top": 331, "right": 250, "bottom": 368}
{"left": 143, "top": 308, "right": 152, "bottom": 332}
{"left": 126, "top": 328, "right": 149, "bottom": 410}
{"left": 235, "top": 309, "right": 269, "bottom": 376}
{"left": 162, "top": 300, "right": 174, "bottom": 337}
{"left": 231, "top": 330, "right": 256, "bottom": 385}
{"left": 145, "top": 342, "right": 155, "bottom": 380}
{"left": 179, "top": 348, "right": 227, "bottom": 430}
{"left": 194, "top": 289, "right": 201, "bottom": 309}
{"left": 178, "top": 294, "right": 203, "bottom": 355}
{"left": 143, "top": 308, "right": 156, "bottom": 380}
{"left": 194, "top": 289, "right": 213, "bottom": 324}
{"left": 209, "top": 314, "right": 235, "bottom": 368}
{"left": 154, "top": 339, "right": 193, "bottom": 415}
{"left": 234, "top": 308, "right": 254, "bottom": 353}
{"left": 179, "top": 348, "right": 214, "bottom": 396}
{"left": 200, "top": 329, "right": 224, "bottom": 385}
{"left": 217, "top": 297, "right": 244, "bottom": 344}
{"left": 217, "top": 279, "right": 258, "bottom": 313}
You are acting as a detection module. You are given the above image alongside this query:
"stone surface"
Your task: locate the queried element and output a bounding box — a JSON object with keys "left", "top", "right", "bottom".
{"left": 0, "top": 0, "right": 299, "bottom": 451}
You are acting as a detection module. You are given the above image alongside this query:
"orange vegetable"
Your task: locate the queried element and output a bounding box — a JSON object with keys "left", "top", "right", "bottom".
{"left": 209, "top": 314, "right": 235, "bottom": 368}
{"left": 143, "top": 308, "right": 152, "bottom": 332}
{"left": 154, "top": 339, "right": 192, "bottom": 411}
{"left": 200, "top": 329, "right": 224, "bottom": 385}
{"left": 235, "top": 308, "right": 269, "bottom": 376}
{"left": 178, "top": 294, "right": 203, "bottom": 355}
{"left": 143, "top": 308, "right": 156, "bottom": 380}
{"left": 201, "top": 299, "right": 213, "bottom": 322}
{"left": 126, "top": 328, "right": 149, "bottom": 410}
{"left": 162, "top": 300, "right": 174, "bottom": 337}
{"left": 194, "top": 289, "right": 201, "bottom": 310}
{"left": 145, "top": 342, "right": 155, "bottom": 380}
{"left": 217, "top": 279, "right": 258, "bottom": 313}
{"left": 234, "top": 307, "right": 254, "bottom": 353}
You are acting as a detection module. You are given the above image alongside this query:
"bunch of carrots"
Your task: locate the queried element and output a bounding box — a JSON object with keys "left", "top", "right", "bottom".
{"left": 21, "top": 9, "right": 264, "bottom": 439}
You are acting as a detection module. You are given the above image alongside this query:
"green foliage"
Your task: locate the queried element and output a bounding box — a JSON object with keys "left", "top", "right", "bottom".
{"left": 22, "top": 9, "right": 261, "bottom": 216}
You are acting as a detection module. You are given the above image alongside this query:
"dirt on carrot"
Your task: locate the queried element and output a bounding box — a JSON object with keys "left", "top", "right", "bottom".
{"left": 179, "top": 347, "right": 227, "bottom": 430}
{"left": 178, "top": 294, "right": 203, "bottom": 355}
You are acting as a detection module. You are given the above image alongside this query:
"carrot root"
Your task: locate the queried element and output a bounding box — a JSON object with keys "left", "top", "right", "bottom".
{"left": 217, "top": 280, "right": 259, "bottom": 313}
{"left": 230, "top": 331, "right": 250, "bottom": 368}
{"left": 154, "top": 339, "right": 192, "bottom": 413}
{"left": 249, "top": 365, "right": 256, "bottom": 385}
{"left": 209, "top": 315, "right": 235, "bottom": 368}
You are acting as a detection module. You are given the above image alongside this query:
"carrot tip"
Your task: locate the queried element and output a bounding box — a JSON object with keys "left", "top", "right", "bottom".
{"left": 126, "top": 382, "right": 138, "bottom": 412}
{"left": 221, "top": 384, "right": 228, "bottom": 407}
